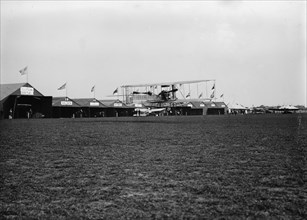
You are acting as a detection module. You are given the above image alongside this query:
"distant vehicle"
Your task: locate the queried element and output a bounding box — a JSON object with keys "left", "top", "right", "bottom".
{"left": 252, "top": 107, "right": 265, "bottom": 114}
{"left": 252, "top": 107, "right": 273, "bottom": 114}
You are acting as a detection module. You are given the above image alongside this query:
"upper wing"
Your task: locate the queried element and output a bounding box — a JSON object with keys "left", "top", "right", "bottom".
{"left": 121, "top": 79, "right": 215, "bottom": 88}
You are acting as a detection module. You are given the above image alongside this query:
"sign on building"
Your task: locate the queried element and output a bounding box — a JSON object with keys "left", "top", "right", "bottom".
{"left": 20, "top": 87, "right": 34, "bottom": 95}
{"left": 61, "top": 101, "right": 73, "bottom": 106}
{"left": 134, "top": 103, "right": 142, "bottom": 107}
{"left": 114, "top": 103, "right": 122, "bottom": 107}
{"left": 90, "top": 102, "right": 99, "bottom": 106}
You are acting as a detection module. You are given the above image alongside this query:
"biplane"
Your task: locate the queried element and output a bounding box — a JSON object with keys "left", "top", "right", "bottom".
{"left": 117, "top": 79, "right": 217, "bottom": 107}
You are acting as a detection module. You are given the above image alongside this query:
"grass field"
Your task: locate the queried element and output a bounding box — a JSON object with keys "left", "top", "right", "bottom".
{"left": 0, "top": 114, "right": 306, "bottom": 219}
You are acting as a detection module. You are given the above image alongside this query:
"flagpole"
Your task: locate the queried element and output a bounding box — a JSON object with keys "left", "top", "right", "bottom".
{"left": 122, "top": 87, "right": 124, "bottom": 103}
{"left": 197, "top": 83, "right": 199, "bottom": 99}
{"left": 66, "top": 82, "right": 68, "bottom": 98}
{"left": 214, "top": 80, "right": 216, "bottom": 102}
{"left": 206, "top": 82, "right": 208, "bottom": 99}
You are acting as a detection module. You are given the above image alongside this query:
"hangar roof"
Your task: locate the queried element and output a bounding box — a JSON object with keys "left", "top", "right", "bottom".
{"left": 0, "top": 83, "right": 44, "bottom": 101}
{"left": 52, "top": 97, "right": 81, "bottom": 107}
{"left": 205, "top": 102, "right": 227, "bottom": 108}
{"left": 186, "top": 101, "right": 205, "bottom": 108}
{"left": 73, "top": 98, "right": 107, "bottom": 108}
{"left": 184, "top": 101, "right": 227, "bottom": 108}
{"left": 99, "top": 99, "right": 132, "bottom": 108}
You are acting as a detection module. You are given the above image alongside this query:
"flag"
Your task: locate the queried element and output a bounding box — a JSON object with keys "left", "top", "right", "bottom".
{"left": 211, "top": 84, "right": 215, "bottom": 90}
{"left": 91, "top": 85, "right": 95, "bottom": 92}
{"left": 198, "top": 93, "right": 203, "bottom": 98}
{"left": 58, "top": 83, "right": 66, "bottom": 90}
{"left": 220, "top": 94, "right": 224, "bottom": 98}
{"left": 113, "top": 88, "right": 118, "bottom": 95}
{"left": 19, "top": 66, "right": 28, "bottom": 75}
{"left": 186, "top": 93, "right": 190, "bottom": 98}
{"left": 210, "top": 91, "right": 215, "bottom": 99}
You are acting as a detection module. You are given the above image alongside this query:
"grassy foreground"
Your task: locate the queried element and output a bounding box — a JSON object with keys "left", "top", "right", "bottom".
{"left": 0, "top": 114, "right": 306, "bottom": 219}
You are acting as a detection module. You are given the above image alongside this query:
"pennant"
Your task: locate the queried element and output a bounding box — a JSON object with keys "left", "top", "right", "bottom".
{"left": 19, "top": 66, "right": 28, "bottom": 76}
{"left": 58, "top": 83, "right": 66, "bottom": 90}
{"left": 220, "top": 94, "right": 224, "bottom": 98}
{"left": 91, "top": 85, "right": 95, "bottom": 92}
{"left": 186, "top": 93, "right": 190, "bottom": 98}
{"left": 113, "top": 88, "right": 118, "bottom": 95}
{"left": 211, "top": 84, "right": 215, "bottom": 90}
{"left": 198, "top": 93, "right": 203, "bottom": 98}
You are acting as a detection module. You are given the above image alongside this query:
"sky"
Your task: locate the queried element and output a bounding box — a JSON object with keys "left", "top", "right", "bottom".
{"left": 1, "top": 0, "right": 306, "bottom": 107}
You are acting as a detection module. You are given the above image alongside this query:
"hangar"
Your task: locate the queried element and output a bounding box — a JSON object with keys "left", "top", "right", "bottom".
{"left": 0, "top": 83, "right": 52, "bottom": 119}
{"left": 74, "top": 98, "right": 107, "bottom": 117}
{"left": 171, "top": 101, "right": 227, "bottom": 115}
{"left": 52, "top": 97, "right": 81, "bottom": 118}
{"left": 204, "top": 102, "right": 227, "bottom": 115}
{"left": 100, "top": 99, "right": 135, "bottom": 117}
{"left": 52, "top": 98, "right": 135, "bottom": 118}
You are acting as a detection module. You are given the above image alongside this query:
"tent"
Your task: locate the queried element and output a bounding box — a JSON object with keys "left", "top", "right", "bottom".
{"left": 227, "top": 103, "right": 248, "bottom": 114}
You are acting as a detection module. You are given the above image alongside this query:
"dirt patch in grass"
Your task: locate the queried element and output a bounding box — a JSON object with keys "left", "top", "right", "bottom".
{"left": 1, "top": 114, "right": 306, "bottom": 219}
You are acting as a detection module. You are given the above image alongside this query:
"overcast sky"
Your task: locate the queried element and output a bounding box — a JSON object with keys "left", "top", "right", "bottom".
{"left": 1, "top": 1, "right": 306, "bottom": 106}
